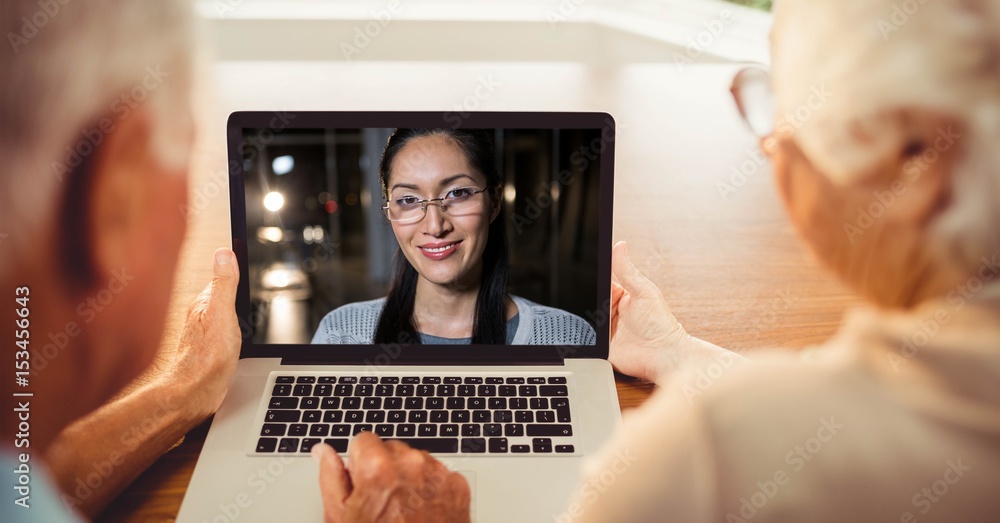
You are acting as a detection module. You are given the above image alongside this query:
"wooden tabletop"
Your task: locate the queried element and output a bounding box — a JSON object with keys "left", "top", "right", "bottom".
{"left": 98, "top": 62, "right": 860, "bottom": 521}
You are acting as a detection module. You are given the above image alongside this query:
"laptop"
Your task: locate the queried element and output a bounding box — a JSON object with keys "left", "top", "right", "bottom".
{"left": 177, "top": 111, "right": 621, "bottom": 522}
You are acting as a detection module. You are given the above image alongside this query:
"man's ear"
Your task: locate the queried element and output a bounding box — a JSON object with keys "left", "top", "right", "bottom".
{"left": 71, "top": 106, "right": 158, "bottom": 289}
{"left": 846, "top": 109, "right": 964, "bottom": 227}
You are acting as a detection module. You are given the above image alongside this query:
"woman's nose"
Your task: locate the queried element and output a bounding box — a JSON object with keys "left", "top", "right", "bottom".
{"left": 421, "top": 203, "right": 452, "bottom": 236}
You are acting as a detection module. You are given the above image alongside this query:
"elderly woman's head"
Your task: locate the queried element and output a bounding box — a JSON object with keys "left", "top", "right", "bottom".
{"left": 764, "top": 0, "right": 1000, "bottom": 308}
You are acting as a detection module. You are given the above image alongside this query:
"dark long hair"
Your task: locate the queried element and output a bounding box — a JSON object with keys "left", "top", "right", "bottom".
{"left": 374, "top": 129, "right": 510, "bottom": 345}
{"left": 373, "top": 129, "right": 510, "bottom": 344}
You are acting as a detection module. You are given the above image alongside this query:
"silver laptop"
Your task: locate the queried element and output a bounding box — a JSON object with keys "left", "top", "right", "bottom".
{"left": 177, "top": 111, "right": 621, "bottom": 522}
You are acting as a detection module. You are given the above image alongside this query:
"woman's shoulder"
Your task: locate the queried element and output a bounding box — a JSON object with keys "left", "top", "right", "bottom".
{"left": 511, "top": 295, "right": 597, "bottom": 345}
{"left": 312, "top": 298, "right": 386, "bottom": 344}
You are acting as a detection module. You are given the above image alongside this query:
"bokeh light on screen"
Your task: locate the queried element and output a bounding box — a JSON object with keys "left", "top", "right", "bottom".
{"left": 324, "top": 200, "right": 338, "bottom": 214}
{"left": 264, "top": 191, "right": 285, "bottom": 212}
{"left": 272, "top": 155, "right": 294, "bottom": 175}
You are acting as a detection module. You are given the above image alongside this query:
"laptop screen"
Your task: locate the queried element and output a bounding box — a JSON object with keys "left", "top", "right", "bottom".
{"left": 227, "top": 112, "right": 614, "bottom": 363}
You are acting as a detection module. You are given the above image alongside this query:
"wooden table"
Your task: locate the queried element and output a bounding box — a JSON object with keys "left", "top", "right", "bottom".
{"left": 98, "top": 62, "right": 860, "bottom": 521}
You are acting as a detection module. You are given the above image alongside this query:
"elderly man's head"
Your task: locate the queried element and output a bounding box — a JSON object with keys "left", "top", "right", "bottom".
{"left": 767, "top": 0, "right": 1000, "bottom": 308}
{"left": 0, "top": 0, "right": 196, "bottom": 417}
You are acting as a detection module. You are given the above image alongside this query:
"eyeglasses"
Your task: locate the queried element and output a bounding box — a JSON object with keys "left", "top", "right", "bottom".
{"left": 382, "top": 186, "right": 492, "bottom": 224}
{"left": 730, "top": 66, "right": 776, "bottom": 138}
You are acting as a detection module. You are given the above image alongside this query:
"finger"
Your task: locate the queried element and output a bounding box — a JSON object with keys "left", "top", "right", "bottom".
{"left": 612, "top": 241, "right": 656, "bottom": 298}
{"left": 312, "top": 443, "right": 351, "bottom": 520}
{"left": 611, "top": 281, "right": 625, "bottom": 311}
{"left": 208, "top": 248, "right": 239, "bottom": 314}
{"left": 347, "top": 431, "right": 391, "bottom": 486}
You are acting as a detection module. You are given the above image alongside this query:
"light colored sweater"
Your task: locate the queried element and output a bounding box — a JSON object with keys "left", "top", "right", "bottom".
{"left": 311, "top": 295, "right": 597, "bottom": 345}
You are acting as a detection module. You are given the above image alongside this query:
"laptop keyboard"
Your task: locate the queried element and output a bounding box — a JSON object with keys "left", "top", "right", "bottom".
{"left": 253, "top": 374, "right": 576, "bottom": 456}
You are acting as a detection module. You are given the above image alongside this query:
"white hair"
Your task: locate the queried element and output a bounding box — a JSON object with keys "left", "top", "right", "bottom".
{"left": 0, "top": 0, "right": 197, "bottom": 274}
{"left": 773, "top": 0, "right": 1000, "bottom": 275}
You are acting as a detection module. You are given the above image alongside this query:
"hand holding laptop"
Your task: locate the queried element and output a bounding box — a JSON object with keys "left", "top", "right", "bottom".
{"left": 312, "top": 434, "right": 471, "bottom": 522}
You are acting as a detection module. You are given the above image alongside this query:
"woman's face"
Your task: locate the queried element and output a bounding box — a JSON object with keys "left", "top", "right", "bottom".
{"left": 387, "top": 134, "right": 499, "bottom": 289}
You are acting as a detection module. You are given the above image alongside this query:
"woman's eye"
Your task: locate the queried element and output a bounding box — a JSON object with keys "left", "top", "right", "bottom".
{"left": 447, "top": 188, "right": 471, "bottom": 199}
{"left": 396, "top": 197, "right": 419, "bottom": 206}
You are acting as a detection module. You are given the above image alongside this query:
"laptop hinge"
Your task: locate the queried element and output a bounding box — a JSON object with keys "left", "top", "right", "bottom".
{"left": 279, "top": 357, "right": 566, "bottom": 366}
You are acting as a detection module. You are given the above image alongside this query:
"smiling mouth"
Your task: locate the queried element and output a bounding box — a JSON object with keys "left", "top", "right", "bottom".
{"left": 418, "top": 240, "right": 462, "bottom": 259}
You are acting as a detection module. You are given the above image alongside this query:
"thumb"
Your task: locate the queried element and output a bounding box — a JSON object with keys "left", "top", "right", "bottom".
{"left": 209, "top": 248, "right": 239, "bottom": 309}
{"left": 312, "top": 443, "right": 351, "bottom": 521}
{"left": 612, "top": 241, "right": 655, "bottom": 298}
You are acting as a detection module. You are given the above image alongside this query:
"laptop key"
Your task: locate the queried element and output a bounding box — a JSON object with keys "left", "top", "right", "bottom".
{"left": 365, "top": 411, "right": 386, "bottom": 423}
{"left": 256, "top": 437, "right": 278, "bottom": 452}
{"left": 530, "top": 398, "right": 549, "bottom": 410}
{"left": 556, "top": 408, "right": 572, "bottom": 423}
{"left": 323, "top": 411, "right": 343, "bottom": 423}
{"left": 408, "top": 411, "right": 428, "bottom": 423}
{"left": 396, "top": 424, "right": 416, "bottom": 437}
{"left": 384, "top": 397, "right": 403, "bottom": 409}
{"left": 485, "top": 377, "right": 504, "bottom": 384}
{"left": 388, "top": 410, "right": 406, "bottom": 423}
{"left": 353, "top": 424, "right": 373, "bottom": 435}
{"left": 509, "top": 398, "right": 528, "bottom": 410}
{"left": 461, "top": 424, "right": 480, "bottom": 437}
{"left": 483, "top": 424, "right": 502, "bottom": 437}
{"left": 309, "top": 424, "right": 330, "bottom": 437}
{"left": 498, "top": 386, "right": 517, "bottom": 397}
{"left": 301, "top": 438, "right": 321, "bottom": 452}
{"left": 293, "top": 385, "right": 313, "bottom": 396}
{"left": 338, "top": 377, "right": 358, "bottom": 384}
{"left": 303, "top": 410, "right": 322, "bottom": 423}
{"left": 345, "top": 411, "right": 364, "bottom": 423}
{"left": 488, "top": 437, "right": 509, "bottom": 453}
{"left": 472, "top": 410, "right": 491, "bottom": 423}
{"left": 421, "top": 377, "right": 441, "bottom": 384}
{"left": 380, "top": 377, "right": 399, "bottom": 384}
{"left": 268, "top": 397, "right": 298, "bottom": 409}
{"left": 506, "top": 377, "right": 525, "bottom": 384}
{"left": 278, "top": 438, "right": 299, "bottom": 452}
{"left": 342, "top": 397, "right": 362, "bottom": 410}
{"left": 451, "top": 411, "right": 470, "bottom": 423}
{"left": 528, "top": 377, "right": 546, "bottom": 384}
{"left": 418, "top": 424, "right": 437, "bottom": 437}
{"left": 515, "top": 411, "right": 533, "bottom": 423}
{"left": 416, "top": 385, "right": 435, "bottom": 397}
{"left": 437, "top": 385, "right": 455, "bottom": 396}
{"left": 397, "top": 384, "right": 415, "bottom": 396}
{"left": 504, "top": 424, "right": 524, "bottom": 437}
{"left": 527, "top": 424, "right": 573, "bottom": 437}
{"left": 552, "top": 398, "right": 569, "bottom": 409}
{"left": 375, "top": 424, "right": 394, "bottom": 437}
{"left": 555, "top": 445, "right": 575, "bottom": 453}
{"left": 389, "top": 438, "right": 458, "bottom": 453}
{"left": 301, "top": 397, "right": 320, "bottom": 410}
{"left": 458, "top": 385, "right": 476, "bottom": 397}
{"left": 511, "top": 444, "right": 530, "bottom": 453}
{"left": 334, "top": 385, "right": 353, "bottom": 396}
{"left": 519, "top": 385, "right": 538, "bottom": 397}
{"left": 488, "top": 398, "right": 507, "bottom": 409}
{"left": 461, "top": 438, "right": 487, "bottom": 453}
{"left": 494, "top": 411, "right": 512, "bottom": 423}
{"left": 536, "top": 411, "right": 555, "bottom": 423}
{"left": 355, "top": 384, "right": 373, "bottom": 396}
{"left": 477, "top": 385, "right": 496, "bottom": 397}
{"left": 261, "top": 424, "right": 286, "bottom": 437}
{"left": 296, "top": 376, "right": 316, "bottom": 384}
{"left": 323, "top": 438, "right": 349, "bottom": 452}
{"left": 401, "top": 377, "right": 420, "bottom": 384}
{"left": 405, "top": 397, "right": 424, "bottom": 410}
{"left": 331, "top": 424, "right": 350, "bottom": 437}
{"left": 426, "top": 397, "right": 444, "bottom": 410}
{"left": 266, "top": 410, "right": 299, "bottom": 423}
{"left": 314, "top": 385, "right": 332, "bottom": 397}
{"left": 430, "top": 410, "right": 449, "bottom": 423}
{"left": 360, "top": 377, "right": 378, "bottom": 384}
{"left": 318, "top": 376, "right": 337, "bottom": 384}
{"left": 275, "top": 376, "right": 295, "bottom": 384}
{"left": 439, "top": 424, "right": 459, "bottom": 437}
{"left": 443, "top": 377, "right": 462, "bottom": 384}
{"left": 533, "top": 438, "right": 553, "bottom": 453}
{"left": 540, "top": 385, "right": 569, "bottom": 397}
{"left": 548, "top": 377, "right": 567, "bottom": 384}
{"left": 288, "top": 424, "right": 308, "bottom": 436}
{"left": 272, "top": 384, "right": 291, "bottom": 396}
{"left": 463, "top": 377, "right": 483, "bottom": 384}
{"left": 446, "top": 398, "right": 465, "bottom": 410}
{"left": 375, "top": 385, "right": 393, "bottom": 397}
{"left": 363, "top": 397, "right": 382, "bottom": 410}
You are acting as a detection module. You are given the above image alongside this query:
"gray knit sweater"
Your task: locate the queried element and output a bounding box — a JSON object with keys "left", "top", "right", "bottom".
{"left": 310, "top": 295, "right": 596, "bottom": 345}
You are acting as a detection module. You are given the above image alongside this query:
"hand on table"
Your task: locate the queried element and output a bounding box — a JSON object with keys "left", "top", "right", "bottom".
{"left": 312, "top": 433, "right": 471, "bottom": 523}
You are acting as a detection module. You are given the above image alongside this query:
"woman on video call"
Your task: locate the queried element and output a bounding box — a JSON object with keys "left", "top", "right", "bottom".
{"left": 311, "top": 128, "right": 596, "bottom": 345}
